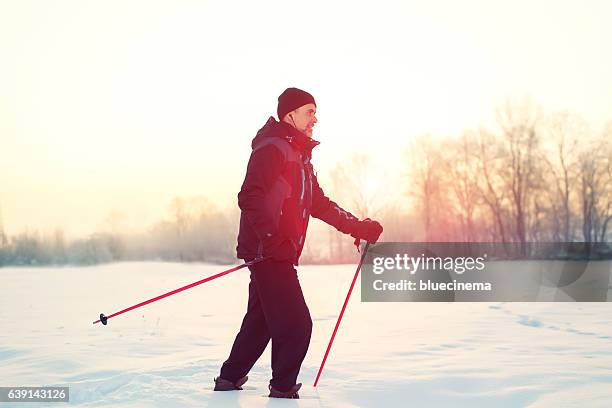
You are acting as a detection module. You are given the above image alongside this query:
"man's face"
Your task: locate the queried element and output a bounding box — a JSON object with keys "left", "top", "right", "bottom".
{"left": 287, "top": 103, "right": 317, "bottom": 137}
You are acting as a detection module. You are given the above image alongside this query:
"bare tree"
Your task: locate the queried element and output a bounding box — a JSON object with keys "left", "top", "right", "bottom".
{"left": 327, "top": 153, "right": 389, "bottom": 259}
{"left": 600, "top": 125, "right": 612, "bottom": 242}
{"left": 408, "top": 134, "right": 453, "bottom": 242}
{"left": 495, "top": 100, "right": 542, "bottom": 255}
{"left": 446, "top": 132, "right": 481, "bottom": 241}
{"left": 542, "top": 112, "right": 585, "bottom": 241}
{"left": 475, "top": 129, "right": 511, "bottom": 244}
{"left": 170, "top": 197, "right": 190, "bottom": 237}
{"left": 329, "top": 153, "right": 386, "bottom": 218}
{"left": 578, "top": 129, "right": 612, "bottom": 244}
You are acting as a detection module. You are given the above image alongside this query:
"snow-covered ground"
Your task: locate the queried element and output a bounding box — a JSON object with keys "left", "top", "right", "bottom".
{"left": 1, "top": 261, "right": 611, "bottom": 407}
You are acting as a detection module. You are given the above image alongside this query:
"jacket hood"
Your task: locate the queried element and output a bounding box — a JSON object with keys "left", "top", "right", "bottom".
{"left": 252, "top": 116, "right": 320, "bottom": 155}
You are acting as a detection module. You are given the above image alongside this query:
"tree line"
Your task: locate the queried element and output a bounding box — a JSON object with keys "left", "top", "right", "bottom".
{"left": 1, "top": 101, "right": 610, "bottom": 266}
{"left": 407, "top": 102, "right": 611, "bottom": 257}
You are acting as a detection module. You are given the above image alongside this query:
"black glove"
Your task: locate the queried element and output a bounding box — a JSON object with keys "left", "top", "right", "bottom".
{"left": 262, "top": 234, "right": 297, "bottom": 263}
{"left": 351, "top": 218, "right": 383, "bottom": 243}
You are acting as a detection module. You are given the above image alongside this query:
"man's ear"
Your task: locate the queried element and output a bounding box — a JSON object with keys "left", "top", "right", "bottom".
{"left": 282, "top": 111, "right": 296, "bottom": 125}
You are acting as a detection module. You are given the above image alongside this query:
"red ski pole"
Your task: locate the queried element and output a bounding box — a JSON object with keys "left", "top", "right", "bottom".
{"left": 93, "top": 258, "right": 264, "bottom": 325}
{"left": 313, "top": 242, "right": 370, "bottom": 387}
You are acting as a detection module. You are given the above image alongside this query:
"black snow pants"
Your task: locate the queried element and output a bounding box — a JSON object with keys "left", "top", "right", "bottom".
{"left": 219, "top": 259, "right": 313, "bottom": 392}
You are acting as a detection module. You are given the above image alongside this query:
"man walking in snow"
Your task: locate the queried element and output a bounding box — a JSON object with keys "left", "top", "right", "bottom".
{"left": 214, "top": 87, "right": 383, "bottom": 398}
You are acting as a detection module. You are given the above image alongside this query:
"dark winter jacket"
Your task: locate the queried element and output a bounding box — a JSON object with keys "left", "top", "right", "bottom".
{"left": 236, "top": 117, "right": 361, "bottom": 264}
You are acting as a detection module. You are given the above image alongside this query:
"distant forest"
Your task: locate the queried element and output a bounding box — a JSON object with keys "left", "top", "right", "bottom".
{"left": 1, "top": 101, "right": 611, "bottom": 266}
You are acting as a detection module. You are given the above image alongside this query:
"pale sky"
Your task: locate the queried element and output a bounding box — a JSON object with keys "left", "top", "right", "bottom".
{"left": 1, "top": 0, "right": 611, "bottom": 236}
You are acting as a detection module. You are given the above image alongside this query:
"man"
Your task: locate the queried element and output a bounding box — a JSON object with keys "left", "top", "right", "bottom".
{"left": 214, "top": 88, "right": 383, "bottom": 398}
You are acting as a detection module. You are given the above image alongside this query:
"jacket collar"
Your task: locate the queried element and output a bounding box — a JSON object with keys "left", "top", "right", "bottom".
{"left": 277, "top": 119, "right": 320, "bottom": 155}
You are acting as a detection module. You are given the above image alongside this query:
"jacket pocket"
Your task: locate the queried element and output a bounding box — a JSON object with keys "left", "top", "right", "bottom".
{"left": 267, "top": 175, "right": 292, "bottom": 229}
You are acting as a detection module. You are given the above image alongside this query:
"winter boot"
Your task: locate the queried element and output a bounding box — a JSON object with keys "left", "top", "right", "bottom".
{"left": 268, "top": 383, "right": 301, "bottom": 399}
{"left": 213, "top": 375, "right": 248, "bottom": 391}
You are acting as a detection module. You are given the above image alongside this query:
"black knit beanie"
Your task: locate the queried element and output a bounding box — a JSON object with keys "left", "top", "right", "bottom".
{"left": 277, "top": 87, "right": 316, "bottom": 121}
